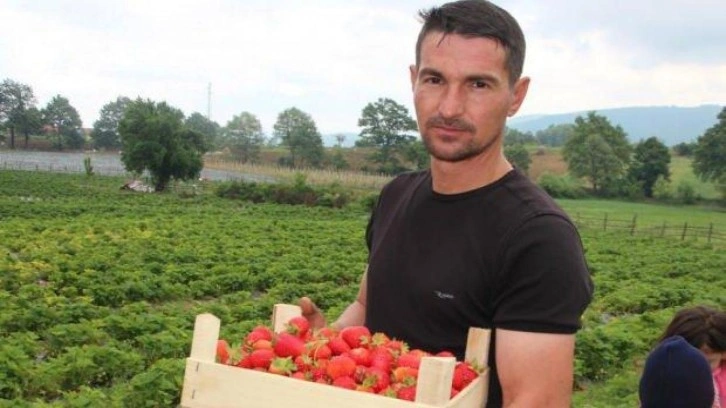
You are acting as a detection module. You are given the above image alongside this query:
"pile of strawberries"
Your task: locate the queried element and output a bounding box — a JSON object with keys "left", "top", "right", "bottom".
{"left": 215, "top": 316, "right": 481, "bottom": 401}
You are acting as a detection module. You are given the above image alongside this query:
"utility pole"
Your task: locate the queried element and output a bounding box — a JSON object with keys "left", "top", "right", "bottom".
{"left": 207, "top": 82, "right": 212, "bottom": 120}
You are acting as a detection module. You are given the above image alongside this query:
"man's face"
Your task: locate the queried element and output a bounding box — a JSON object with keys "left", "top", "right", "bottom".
{"left": 410, "top": 32, "right": 529, "bottom": 163}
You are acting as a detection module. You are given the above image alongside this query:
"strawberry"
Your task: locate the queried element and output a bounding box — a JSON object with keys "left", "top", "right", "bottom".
{"left": 268, "top": 356, "right": 297, "bottom": 376}
{"left": 248, "top": 348, "right": 275, "bottom": 369}
{"left": 332, "top": 375, "right": 357, "bottom": 390}
{"left": 340, "top": 326, "right": 371, "bottom": 349}
{"left": 251, "top": 339, "right": 273, "bottom": 350}
{"left": 392, "top": 366, "right": 418, "bottom": 384}
{"left": 397, "top": 385, "right": 417, "bottom": 401}
{"left": 245, "top": 325, "right": 273, "bottom": 345}
{"left": 216, "top": 339, "right": 230, "bottom": 364}
{"left": 397, "top": 349, "right": 428, "bottom": 369}
{"left": 305, "top": 341, "right": 332, "bottom": 360}
{"left": 348, "top": 347, "right": 372, "bottom": 367}
{"left": 327, "top": 337, "right": 351, "bottom": 355}
{"left": 436, "top": 350, "right": 455, "bottom": 358}
{"left": 452, "top": 362, "right": 479, "bottom": 391}
{"left": 236, "top": 352, "right": 253, "bottom": 369}
{"left": 286, "top": 316, "right": 310, "bottom": 338}
{"left": 364, "top": 367, "right": 391, "bottom": 392}
{"left": 370, "top": 348, "right": 394, "bottom": 372}
{"left": 326, "top": 355, "right": 357, "bottom": 380}
{"left": 274, "top": 332, "right": 306, "bottom": 358}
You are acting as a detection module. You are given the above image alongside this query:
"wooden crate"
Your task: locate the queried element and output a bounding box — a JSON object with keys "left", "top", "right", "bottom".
{"left": 181, "top": 304, "right": 490, "bottom": 408}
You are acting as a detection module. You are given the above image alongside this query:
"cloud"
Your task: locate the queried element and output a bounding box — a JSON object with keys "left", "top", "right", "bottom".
{"left": 1, "top": 0, "right": 723, "bottom": 135}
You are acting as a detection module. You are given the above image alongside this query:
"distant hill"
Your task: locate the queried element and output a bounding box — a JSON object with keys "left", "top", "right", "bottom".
{"left": 508, "top": 105, "right": 722, "bottom": 146}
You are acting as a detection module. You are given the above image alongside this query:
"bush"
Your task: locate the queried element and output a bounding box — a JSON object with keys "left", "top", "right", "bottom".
{"left": 215, "top": 174, "right": 351, "bottom": 208}
{"left": 675, "top": 181, "right": 699, "bottom": 204}
{"left": 652, "top": 175, "right": 672, "bottom": 200}
{"left": 537, "top": 173, "right": 586, "bottom": 199}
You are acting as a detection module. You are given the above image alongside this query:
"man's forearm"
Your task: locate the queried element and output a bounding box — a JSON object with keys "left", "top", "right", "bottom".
{"left": 331, "top": 300, "right": 366, "bottom": 330}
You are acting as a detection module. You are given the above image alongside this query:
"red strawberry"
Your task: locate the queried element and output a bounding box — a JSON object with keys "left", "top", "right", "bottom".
{"left": 216, "top": 339, "right": 230, "bottom": 364}
{"left": 251, "top": 339, "right": 273, "bottom": 350}
{"left": 328, "top": 337, "right": 351, "bottom": 355}
{"left": 236, "top": 352, "right": 253, "bottom": 369}
{"left": 364, "top": 367, "right": 391, "bottom": 392}
{"left": 348, "top": 347, "right": 372, "bottom": 367}
{"left": 340, "top": 326, "right": 371, "bottom": 349}
{"left": 248, "top": 349, "right": 275, "bottom": 369}
{"left": 370, "top": 349, "right": 394, "bottom": 372}
{"left": 286, "top": 316, "right": 310, "bottom": 338}
{"left": 326, "top": 355, "right": 357, "bottom": 380}
{"left": 436, "top": 350, "right": 455, "bottom": 358}
{"left": 245, "top": 325, "right": 273, "bottom": 345}
{"left": 397, "top": 385, "right": 417, "bottom": 401}
{"left": 397, "top": 350, "right": 427, "bottom": 369}
{"left": 274, "top": 333, "right": 306, "bottom": 358}
{"left": 332, "top": 375, "right": 357, "bottom": 390}
{"left": 306, "top": 342, "right": 332, "bottom": 360}
{"left": 315, "top": 327, "right": 337, "bottom": 340}
{"left": 452, "top": 362, "right": 478, "bottom": 391}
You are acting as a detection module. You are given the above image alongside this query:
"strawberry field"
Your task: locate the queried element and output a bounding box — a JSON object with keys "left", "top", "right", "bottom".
{"left": 1, "top": 170, "right": 724, "bottom": 407}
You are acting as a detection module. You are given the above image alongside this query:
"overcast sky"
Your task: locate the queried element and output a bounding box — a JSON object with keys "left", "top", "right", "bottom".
{"left": 2, "top": 0, "right": 725, "bottom": 136}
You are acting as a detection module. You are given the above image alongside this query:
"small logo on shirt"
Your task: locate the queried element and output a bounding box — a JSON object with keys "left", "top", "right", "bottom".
{"left": 434, "top": 290, "right": 455, "bottom": 300}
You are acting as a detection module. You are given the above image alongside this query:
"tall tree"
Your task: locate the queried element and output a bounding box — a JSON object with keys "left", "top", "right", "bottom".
{"left": 504, "top": 127, "right": 535, "bottom": 146}
{"left": 536, "top": 123, "right": 574, "bottom": 147}
{"left": 222, "top": 112, "right": 265, "bottom": 163}
{"left": 119, "top": 99, "right": 206, "bottom": 191}
{"left": 628, "top": 137, "right": 671, "bottom": 197}
{"left": 692, "top": 107, "right": 726, "bottom": 199}
{"left": 92, "top": 96, "right": 131, "bottom": 150}
{"left": 504, "top": 143, "right": 532, "bottom": 174}
{"left": 356, "top": 97, "right": 417, "bottom": 174}
{"left": 273, "top": 107, "right": 324, "bottom": 168}
{"left": 563, "top": 112, "right": 632, "bottom": 195}
{"left": 41, "top": 95, "right": 83, "bottom": 150}
{"left": 185, "top": 112, "right": 219, "bottom": 151}
{"left": 0, "top": 79, "right": 37, "bottom": 149}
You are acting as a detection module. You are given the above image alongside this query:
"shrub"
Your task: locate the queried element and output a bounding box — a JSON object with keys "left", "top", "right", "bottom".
{"left": 652, "top": 175, "right": 672, "bottom": 200}
{"left": 675, "top": 181, "right": 699, "bottom": 204}
{"left": 537, "top": 173, "right": 586, "bottom": 199}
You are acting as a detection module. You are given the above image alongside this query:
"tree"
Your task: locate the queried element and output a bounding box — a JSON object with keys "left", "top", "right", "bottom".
{"left": 628, "top": 137, "right": 671, "bottom": 197}
{"left": 273, "top": 107, "right": 324, "bottom": 168}
{"left": 536, "top": 123, "right": 574, "bottom": 147}
{"left": 222, "top": 112, "right": 265, "bottom": 163}
{"left": 692, "top": 107, "right": 726, "bottom": 193}
{"left": 563, "top": 112, "right": 632, "bottom": 195}
{"left": 504, "top": 144, "right": 531, "bottom": 174}
{"left": 504, "top": 128, "right": 535, "bottom": 146}
{"left": 15, "top": 107, "right": 43, "bottom": 149}
{"left": 0, "top": 79, "right": 37, "bottom": 149}
{"left": 41, "top": 95, "right": 83, "bottom": 150}
{"left": 185, "top": 112, "right": 219, "bottom": 150}
{"left": 119, "top": 99, "right": 206, "bottom": 191}
{"left": 356, "top": 98, "right": 417, "bottom": 174}
{"left": 91, "top": 96, "right": 131, "bottom": 150}
{"left": 672, "top": 141, "right": 696, "bottom": 157}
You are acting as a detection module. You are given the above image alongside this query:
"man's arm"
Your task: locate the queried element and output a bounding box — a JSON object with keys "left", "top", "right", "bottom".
{"left": 300, "top": 268, "right": 368, "bottom": 330}
{"left": 496, "top": 329, "right": 576, "bottom": 407}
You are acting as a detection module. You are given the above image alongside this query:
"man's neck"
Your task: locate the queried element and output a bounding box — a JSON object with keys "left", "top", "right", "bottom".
{"left": 430, "top": 150, "right": 513, "bottom": 194}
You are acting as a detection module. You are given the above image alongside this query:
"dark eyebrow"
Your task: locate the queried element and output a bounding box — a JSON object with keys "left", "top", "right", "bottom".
{"left": 418, "top": 67, "right": 502, "bottom": 86}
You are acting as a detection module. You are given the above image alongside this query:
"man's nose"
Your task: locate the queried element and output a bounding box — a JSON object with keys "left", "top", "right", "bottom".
{"left": 438, "top": 86, "right": 465, "bottom": 118}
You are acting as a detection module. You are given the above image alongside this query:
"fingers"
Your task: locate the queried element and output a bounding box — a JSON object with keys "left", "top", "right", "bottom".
{"left": 299, "top": 296, "right": 318, "bottom": 316}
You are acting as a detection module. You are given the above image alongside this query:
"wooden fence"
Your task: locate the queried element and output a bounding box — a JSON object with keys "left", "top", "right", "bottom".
{"left": 572, "top": 213, "right": 725, "bottom": 245}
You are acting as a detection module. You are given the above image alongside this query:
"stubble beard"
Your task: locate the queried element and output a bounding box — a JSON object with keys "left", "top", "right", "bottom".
{"left": 421, "top": 117, "right": 500, "bottom": 163}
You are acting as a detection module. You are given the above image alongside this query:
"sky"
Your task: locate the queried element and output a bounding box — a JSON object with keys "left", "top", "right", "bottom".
{"left": 2, "top": 0, "right": 725, "bottom": 138}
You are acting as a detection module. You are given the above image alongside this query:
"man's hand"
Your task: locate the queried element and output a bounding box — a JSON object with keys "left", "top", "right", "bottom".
{"left": 299, "top": 297, "right": 327, "bottom": 330}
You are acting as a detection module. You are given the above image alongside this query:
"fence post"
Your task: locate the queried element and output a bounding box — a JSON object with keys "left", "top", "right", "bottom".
{"left": 630, "top": 214, "right": 637, "bottom": 236}
{"left": 708, "top": 223, "right": 713, "bottom": 243}
{"left": 603, "top": 213, "right": 608, "bottom": 232}
{"left": 681, "top": 222, "right": 688, "bottom": 241}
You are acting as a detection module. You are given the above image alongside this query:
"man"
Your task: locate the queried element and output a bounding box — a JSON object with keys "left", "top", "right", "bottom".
{"left": 301, "top": 1, "right": 594, "bottom": 406}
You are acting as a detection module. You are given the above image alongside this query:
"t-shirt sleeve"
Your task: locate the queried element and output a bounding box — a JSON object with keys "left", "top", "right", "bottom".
{"left": 492, "top": 214, "right": 594, "bottom": 334}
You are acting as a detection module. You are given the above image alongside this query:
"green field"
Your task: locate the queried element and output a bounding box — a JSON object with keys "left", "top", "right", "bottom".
{"left": 1, "top": 170, "right": 724, "bottom": 407}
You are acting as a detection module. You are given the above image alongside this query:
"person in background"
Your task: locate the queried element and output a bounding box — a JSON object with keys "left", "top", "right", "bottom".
{"left": 300, "top": 0, "right": 594, "bottom": 406}
{"left": 656, "top": 305, "right": 726, "bottom": 407}
{"left": 639, "top": 335, "right": 716, "bottom": 408}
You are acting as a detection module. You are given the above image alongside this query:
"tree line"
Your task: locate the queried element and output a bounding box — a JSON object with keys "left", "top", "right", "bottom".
{"left": 1, "top": 77, "right": 724, "bottom": 201}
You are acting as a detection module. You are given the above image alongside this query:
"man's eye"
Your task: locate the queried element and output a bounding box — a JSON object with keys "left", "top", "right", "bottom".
{"left": 423, "top": 77, "right": 442, "bottom": 84}
{"left": 473, "top": 80, "right": 489, "bottom": 88}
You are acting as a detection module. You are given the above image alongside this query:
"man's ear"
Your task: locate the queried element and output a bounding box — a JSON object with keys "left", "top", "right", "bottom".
{"left": 409, "top": 64, "right": 418, "bottom": 91}
{"left": 508, "top": 76, "right": 530, "bottom": 117}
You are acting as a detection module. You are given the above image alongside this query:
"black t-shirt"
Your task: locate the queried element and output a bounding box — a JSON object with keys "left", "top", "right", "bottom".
{"left": 365, "top": 169, "right": 594, "bottom": 408}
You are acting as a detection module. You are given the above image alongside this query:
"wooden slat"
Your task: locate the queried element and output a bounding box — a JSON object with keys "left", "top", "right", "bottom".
{"left": 415, "top": 357, "right": 456, "bottom": 406}
{"left": 188, "top": 313, "right": 220, "bottom": 362}
{"left": 464, "top": 327, "right": 490, "bottom": 369}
